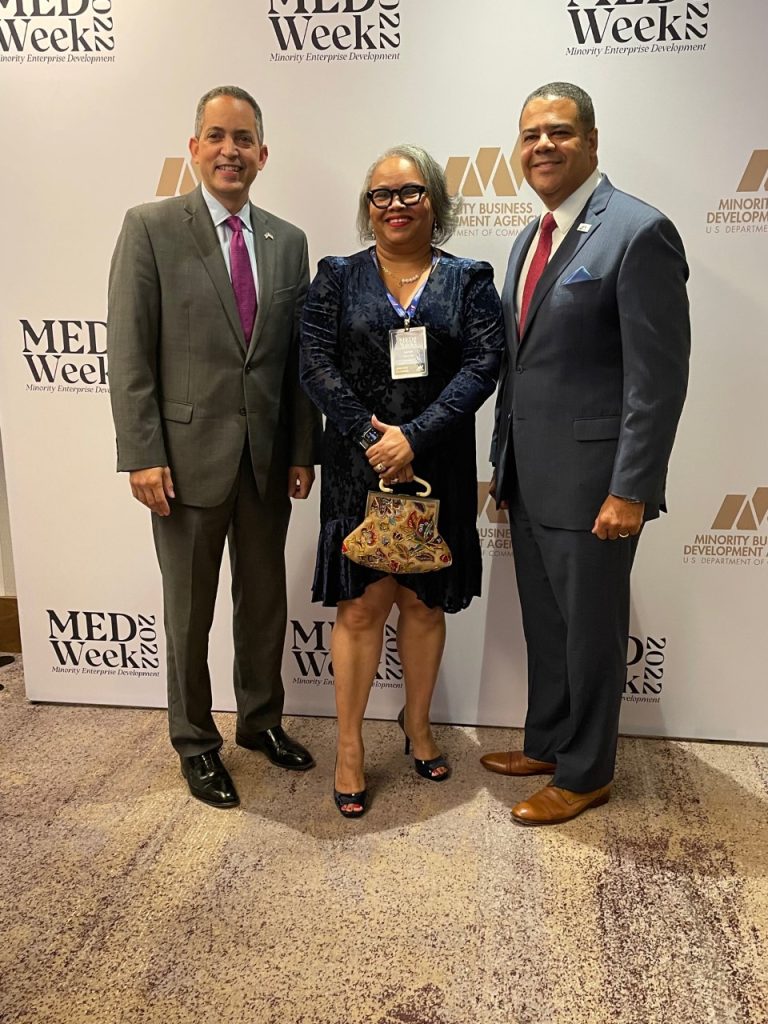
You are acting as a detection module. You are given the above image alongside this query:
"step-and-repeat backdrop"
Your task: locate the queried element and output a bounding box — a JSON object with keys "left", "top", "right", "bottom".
{"left": 1, "top": 1, "right": 766, "bottom": 741}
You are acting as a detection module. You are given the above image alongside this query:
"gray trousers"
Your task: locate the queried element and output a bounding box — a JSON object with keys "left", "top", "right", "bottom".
{"left": 152, "top": 451, "right": 291, "bottom": 757}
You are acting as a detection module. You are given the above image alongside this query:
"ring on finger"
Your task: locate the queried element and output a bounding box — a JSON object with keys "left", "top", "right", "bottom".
{"left": 375, "top": 462, "right": 386, "bottom": 473}
{"left": 618, "top": 532, "right": 630, "bottom": 538}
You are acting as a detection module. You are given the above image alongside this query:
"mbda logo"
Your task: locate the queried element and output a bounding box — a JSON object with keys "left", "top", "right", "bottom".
{"left": 156, "top": 158, "right": 200, "bottom": 198}
{"left": 445, "top": 144, "right": 524, "bottom": 199}
{"left": 711, "top": 488, "right": 768, "bottom": 532}
{"left": 682, "top": 487, "right": 768, "bottom": 567}
{"left": 705, "top": 153, "right": 768, "bottom": 235}
{"left": 446, "top": 143, "right": 535, "bottom": 242}
{"left": 737, "top": 151, "right": 768, "bottom": 193}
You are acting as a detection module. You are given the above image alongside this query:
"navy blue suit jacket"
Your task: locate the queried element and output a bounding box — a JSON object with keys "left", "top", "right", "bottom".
{"left": 492, "top": 176, "right": 690, "bottom": 530}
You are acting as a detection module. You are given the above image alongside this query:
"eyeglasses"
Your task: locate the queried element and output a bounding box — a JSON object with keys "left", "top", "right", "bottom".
{"left": 366, "top": 184, "right": 428, "bottom": 209}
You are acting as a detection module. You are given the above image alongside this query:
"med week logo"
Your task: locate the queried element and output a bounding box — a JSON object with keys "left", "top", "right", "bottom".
{"left": 22, "top": 318, "right": 108, "bottom": 395}
{"left": 0, "top": 0, "right": 115, "bottom": 64}
{"left": 47, "top": 608, "right": 160, "bottom": 678}
{"left": 624, "top": 634, "right": 666, "bottom": 705}
{"left": 266, "top": 0, "right": 401, "bottom": 65}
{"left": 19, "top": 155, "right": 198, "bottom": 397}
{"left": 290, "top": 619, "right": 403, "bottom": 690}
{"left": 565, "top": 0, "right": 709, "bottom": 58}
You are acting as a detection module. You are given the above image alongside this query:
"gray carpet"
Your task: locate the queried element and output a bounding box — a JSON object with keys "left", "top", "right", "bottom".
{"left": 1, "top": 655, "right": 766, "bottom": 1024}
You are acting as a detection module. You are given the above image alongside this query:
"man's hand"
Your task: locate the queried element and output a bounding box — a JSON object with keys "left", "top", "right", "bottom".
{"left": 366, "top": 414, "right": 415, "bottom": 482}
{"left": 592, "top": 495, "right": 645, "bottom": 541}
{"left": 489, "top": 471, "right": 508, "bottom": 510}
{"left": 129, "top": 466, "right": 175, "bottom": 517}
{"left": 289, "top": 466, "right": 315, "bottom": 499}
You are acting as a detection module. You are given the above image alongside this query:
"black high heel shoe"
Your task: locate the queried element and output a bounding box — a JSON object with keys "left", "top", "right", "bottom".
{"left": 333, "top": 757, "right": 368, "bottom": 818}
{"left": 397, "top": 707, "right": 451, "bottom": 782}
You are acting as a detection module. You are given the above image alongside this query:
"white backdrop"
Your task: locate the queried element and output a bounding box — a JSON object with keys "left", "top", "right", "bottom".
{"left": 1, "top": 0, "right": 766, "bottom": 741}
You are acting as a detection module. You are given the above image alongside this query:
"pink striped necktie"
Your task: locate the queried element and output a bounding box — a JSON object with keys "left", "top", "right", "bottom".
{"left": 518, "top": 212, "right": 557, "bottom": 334}
{"left": 225, "top": 215, "right": 257, "bottom": 344}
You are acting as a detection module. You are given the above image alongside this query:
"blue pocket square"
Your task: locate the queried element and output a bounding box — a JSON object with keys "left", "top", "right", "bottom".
{"left": 564, "top": 266, "right": 596, "bottom": 285}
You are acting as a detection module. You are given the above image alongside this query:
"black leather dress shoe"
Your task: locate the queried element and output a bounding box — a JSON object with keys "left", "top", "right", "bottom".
{"left": 180, "top": 750, "right": 239, "bottom": 808}
{"left": 236, "top": 725, "right": 315, "bottom": 771}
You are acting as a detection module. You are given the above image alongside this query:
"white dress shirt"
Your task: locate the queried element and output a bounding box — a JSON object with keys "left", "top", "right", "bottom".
{"left": 201, "top": 185, "right": 259, "bottom": 298}
{"left": 516, "top": 168, "right": 602, "bottom": 318}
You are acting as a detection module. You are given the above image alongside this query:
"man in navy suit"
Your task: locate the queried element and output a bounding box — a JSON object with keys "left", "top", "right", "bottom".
{"left": 482, "top": 82, "right": 690, "bottom": 824}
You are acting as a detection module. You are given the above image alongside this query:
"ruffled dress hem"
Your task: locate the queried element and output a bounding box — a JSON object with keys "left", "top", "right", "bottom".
{"left": 311, "top": 517, "right": 482, "bottom": 615}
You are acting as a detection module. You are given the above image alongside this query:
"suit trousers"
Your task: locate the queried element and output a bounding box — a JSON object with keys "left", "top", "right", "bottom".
{"left": 508, "top": 486, "right": 639, "bottom": 791}
{"left": 152, "top": 448, "right": 291, "bottom": 757}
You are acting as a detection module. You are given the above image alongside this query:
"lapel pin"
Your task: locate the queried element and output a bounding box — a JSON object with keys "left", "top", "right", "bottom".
{"left": 577, "top": 223, "right": 592, "bottom": 233}
{"left": 264, "top": 232, "right": 274, "bottom": 240}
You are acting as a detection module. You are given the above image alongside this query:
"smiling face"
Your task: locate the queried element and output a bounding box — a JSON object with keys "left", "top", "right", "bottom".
{"left": 367, "top": 156, "right": 434, "bottom": 252}
{"left": 189, "top": 95, "right": 267, "bottom": 213}
{"left": 519, "top": 96, "right": 598, "bottom": 210}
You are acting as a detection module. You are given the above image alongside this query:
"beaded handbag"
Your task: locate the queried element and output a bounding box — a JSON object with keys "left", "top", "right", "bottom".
{"left": 342, "top": 477, "right": 452, "bottom": 575}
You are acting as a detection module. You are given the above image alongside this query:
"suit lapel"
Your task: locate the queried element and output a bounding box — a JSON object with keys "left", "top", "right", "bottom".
{"left": 519, "top": 176, "right": 613, "bottom": 346}
{"left": 184, "top": 186, "right": 245, "bottom": 348}
{"left": 249, "top": 204, "right": 275, "bottom": 355}
{"left": 505, "top": 218, "right": 538, "bottom": 349}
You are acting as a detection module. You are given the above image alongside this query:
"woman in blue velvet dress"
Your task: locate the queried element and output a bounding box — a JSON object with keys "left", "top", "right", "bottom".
{"left": 300, "top": 145, "right": 504, "bottom": 817}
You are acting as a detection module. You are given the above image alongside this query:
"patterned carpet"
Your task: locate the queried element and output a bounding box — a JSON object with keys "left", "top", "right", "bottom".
{"left": 1, "top": 654, "right": 766, "bottom": 1024}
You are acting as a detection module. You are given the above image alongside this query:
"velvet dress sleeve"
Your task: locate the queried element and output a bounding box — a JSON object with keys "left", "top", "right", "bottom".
{"left": 400, "top": 263, "right": 505, "bottom": 456}
{"left": 299, "top": 256, "right": 372, "bottom": 440}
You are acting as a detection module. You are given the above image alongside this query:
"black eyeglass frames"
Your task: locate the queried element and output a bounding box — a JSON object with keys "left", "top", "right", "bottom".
{"left": 366, "top": 184, "right": 428, "bottom": 209}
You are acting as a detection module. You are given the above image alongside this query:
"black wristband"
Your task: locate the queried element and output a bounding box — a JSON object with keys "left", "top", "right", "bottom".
{"left": 357, "top": 424, "right": 382, "bottom": 450}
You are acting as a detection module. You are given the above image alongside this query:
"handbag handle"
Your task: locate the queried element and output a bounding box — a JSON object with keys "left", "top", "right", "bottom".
{"left": 379, "top": 476, "right": 432, "bottom": 497}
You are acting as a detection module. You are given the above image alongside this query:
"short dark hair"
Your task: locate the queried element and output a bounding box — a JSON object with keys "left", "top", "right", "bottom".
{"left": 521, "top": 82, "right": 595, "bottom": 132}
{"left": 194, "top": 86, "right": 264, "bottom": 143}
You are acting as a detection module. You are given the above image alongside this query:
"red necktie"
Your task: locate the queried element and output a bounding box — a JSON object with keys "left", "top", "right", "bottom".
{"left": 518, "top": 212, "right": 556, "bottom": 334}
{"left": 225, "top": 215, "right": 257, "bottom": 344}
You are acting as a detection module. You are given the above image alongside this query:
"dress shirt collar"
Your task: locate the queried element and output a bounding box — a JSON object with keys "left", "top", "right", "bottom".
{"left": 201, "top": 185, "right": 253, "bottom": 233}
{"left": 543, "top": 168, "right": 602, "bottom": 237}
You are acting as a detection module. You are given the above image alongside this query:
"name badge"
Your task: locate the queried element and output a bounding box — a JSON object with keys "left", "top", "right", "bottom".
{"left": 389, "top": 326, "right": 428, "bottom": 379}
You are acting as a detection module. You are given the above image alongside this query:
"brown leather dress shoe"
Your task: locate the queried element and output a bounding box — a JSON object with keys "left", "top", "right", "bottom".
{"left": 511, "top": 783, "right": 611, "bottom": 825}
{"left": 480, "top": 750, "right": 556, "bottom": 776}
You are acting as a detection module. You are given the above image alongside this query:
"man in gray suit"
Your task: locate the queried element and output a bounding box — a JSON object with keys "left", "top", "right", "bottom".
{"left": 482, "top": 82, "right": 689, "bottom": 825}
{"left": 108, "top": 86, "right": 322, "bottom": 808}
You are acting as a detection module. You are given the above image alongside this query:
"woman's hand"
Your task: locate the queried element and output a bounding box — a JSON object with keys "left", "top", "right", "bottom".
{"left": 366, "top": 414, "right": 415, "bottom": 484}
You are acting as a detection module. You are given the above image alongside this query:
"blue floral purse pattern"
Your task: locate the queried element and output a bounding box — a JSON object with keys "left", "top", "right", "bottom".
{"left": 342, "top": 477, "right": 453, "bottom": 574}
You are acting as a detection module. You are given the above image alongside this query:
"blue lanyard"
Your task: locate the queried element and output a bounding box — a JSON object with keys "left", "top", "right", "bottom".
{"left": 371, "top": 249, "right": 441, "bottom": 328}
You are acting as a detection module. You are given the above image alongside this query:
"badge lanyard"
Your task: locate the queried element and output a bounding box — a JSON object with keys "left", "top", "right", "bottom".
{"left": 371, "top": 249, "right": 441, "bottom": 379}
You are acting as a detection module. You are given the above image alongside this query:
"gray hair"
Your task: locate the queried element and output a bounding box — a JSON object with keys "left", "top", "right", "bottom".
{"left": 356, "top": 144, "right": 461, "bottom": 246}
{"left": 194, "top": 86, "right": 264, "bottom": 143}
{"left": 521, "top": 82, "right": 595, "bottom": 133}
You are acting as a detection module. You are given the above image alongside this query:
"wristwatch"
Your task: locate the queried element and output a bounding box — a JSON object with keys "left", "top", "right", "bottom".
{"left": 357, "top": 424, "right": 382, "bottom": 450}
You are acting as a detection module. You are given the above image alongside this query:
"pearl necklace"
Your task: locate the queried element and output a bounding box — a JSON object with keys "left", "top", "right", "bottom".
{"left": 378, "top": 255, "right": 432, "bottom": 286}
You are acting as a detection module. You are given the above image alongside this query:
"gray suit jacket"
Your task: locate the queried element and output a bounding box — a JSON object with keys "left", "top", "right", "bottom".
{"left": 107, "top": 185, "right": 321, "bottom": 507}
{"left": 493, "top": 176, "right": 690, "bottom": 529}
